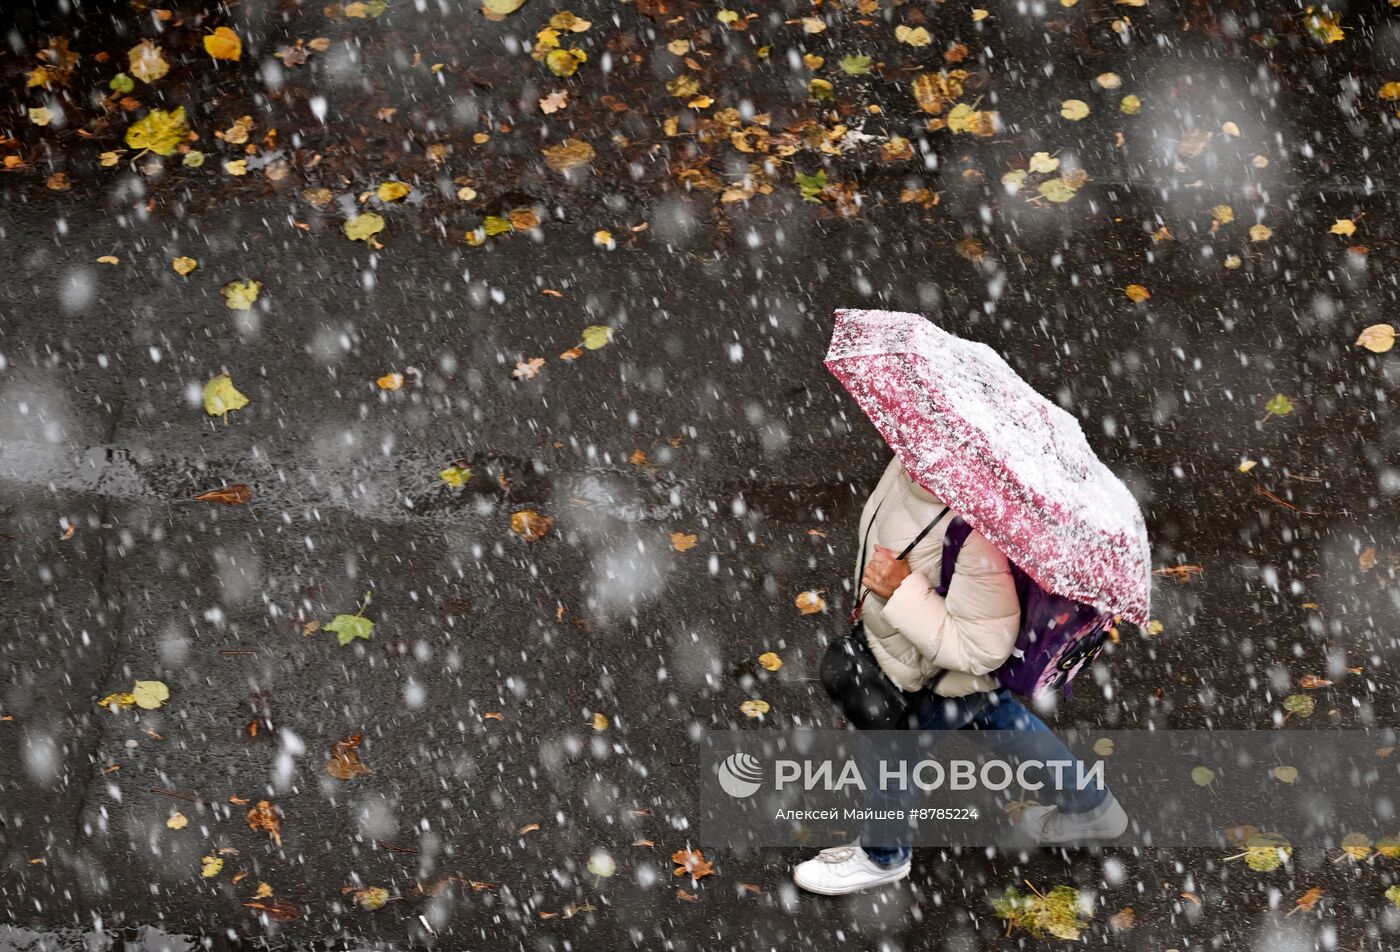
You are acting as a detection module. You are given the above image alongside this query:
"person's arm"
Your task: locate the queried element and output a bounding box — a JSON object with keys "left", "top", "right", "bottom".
{"left": 879, "top": 529, "right": 1020, "bottom": 676}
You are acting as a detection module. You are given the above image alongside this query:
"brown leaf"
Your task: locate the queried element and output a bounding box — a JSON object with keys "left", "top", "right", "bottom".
{"left": 542, "top": 138, "right": 595, "bottom": 172}
{"left": 672, "top": 848, "right": 715, "bottom": 880}
{"left": 247, "top": 800, "right": 282, "bottom": 847}
{"left": 675, "top": 888, "right": 699, "bottom": 901}
{"left": 671, "top": 532, "right": 699, "bottom": 552}
{"left": 1153, "top": 564, "right": 1202, "bottom": 581}
{"left": 1360, "top": 546, "right": 1377, "bottom": 571}
{"left": 1298, "top": 675, "right": 1334, "bottom": 689}
{"left": 1108, "top": 907, "right": 1135, "bottom": 931}
{"left": 511, "top": 510, "right": 553, "bottom": 542}
{"left": 518, "top": 822, "right": 541, "bottom": 835}
{"left": 193, "top": 484, "right": 254, "bottom": 505}
{"left": 244, "top": 899, "right": 301, "bottom": 921}
{"left": 326, "top": 733, "right": 371, "bottom": 780}
{"left": 739, "top": 882, "right": 762, "bottom": 894}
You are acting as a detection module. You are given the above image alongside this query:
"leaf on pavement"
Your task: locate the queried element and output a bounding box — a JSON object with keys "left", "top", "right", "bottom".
{"left": 344, "top": 212, "right": 386, "bottom": 242}
{"left": 376, "top": 181, "right": 411, "bottom": 202}
{"left": 794, "top": 590, "right": 826, "bottom": 615}
{"left": 247, "top": 800, "right": 283, "bottom": 847}
{"left": 128, "top": 40, "right": 169, "bottom": 83}
{"left": 327, "top": 733, "right": 372, "bottom": 779}
{"left": 1356, "top": 324, "right": 1396, "bottom": 353}
{"left": 512, "top": 357, "right": 545, "bottom": 379}
{"left": 542, "top": 138, "right": 595, "bottom": 171}
{"left": 132, "top": 680, "right": 170, "bottom": 710}
{"left": 353, "top": 886, "right": 390, "bottom": 910}
{"left": 440, "top": 465, "right": 471, "bottom": 487}
{"left": 581, "top": 325, "right": 613, "bottom": 349}
{"left": 672, "top": 849, "right": 715, "bottom": 879}
{"left": 125, "top": 107, "right": 189, "bottom": 156}
{"left": 204, "top": 27, "right": 243, "bottom": 61}
{"left": 325, "top": 613, "right": 374, "bottom": 646}
{"left": 757, "top": 652, "right": 782, "bottom": 671}
{"left": 670, "top": 532, "right": 698, "bottom": 552}
{"left": 738, "top": 699, "right": 770, "bottom": 718}
{"left": 244, "top": 899, "right": 301, "bottom": 921}
{"left": 201, "top": 856, "right": 224, "bottom": 878}
{"left": 172, "top": 256, "right": 198, "bottom": 275}
{"left": 221, "top": 280, "right": 262, "bottom": 311}
{"left": 193, "top": 484, "right": 254, "bottom": 505}
{"left": 203, "top": 374, "right": 250, "bottom": 418}
{"left": 167, "top": 812, "right": 189, "bottom": 829}
{"left": 511, "top": 510, "right": 552, "bottom": 541}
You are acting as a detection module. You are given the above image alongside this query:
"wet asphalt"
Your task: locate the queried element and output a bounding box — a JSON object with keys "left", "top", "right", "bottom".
{"left": 5, "top": 0, "right": 1400, "bottom": 949}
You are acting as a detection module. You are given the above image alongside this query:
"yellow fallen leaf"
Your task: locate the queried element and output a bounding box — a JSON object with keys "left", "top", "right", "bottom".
{"left": 354, "top": 886, "right": 389, "bottom": 910}
{"left": 581, "top": 325, "right": 613, "bottom": 349}
{"left": 1356, "top": 324, "right": 1396, "bottom": 353}
{"left": 1238, "top": 459, "right": 1257, "bottom": 473}
{"left": 133, "top": 680, "right": 169, "bottom": 710}
{"left": 224, "top": 159, "right": 249, "bottom": 177}
{"left": 1120, "top": 94, "right": 1142, "bottom": 114}
{"left": 203, "top": 374, "right": 250, "bottom": 418}
{"left": 1124, "top": 284, "right": 1150, "bottom": 302}
{"left": 757, "top": 652, "right": 782, "bottom": 672}
{"left": 172, "top": 256, "right": 198, "bottom": 275}
{"left": 670, "top": 532, "right": 698, "bottom": 552}
{"left": 376, "top": 372, "right": 404, "bottom": 390}
{"left": 167, "top": 812, "right": 189, "bottom": 829}
{"left": 895, "top": 25, "right": 931, "bottom": 46}
{"left": 971, "top": 7, "right": 989, "bottom": 19}
{"left": 204, "top": 26, "right": 243, "bottom": 61}
{"left": 1330, "top": 218, "right": 1357, "bottom": 237}
{"left": 1249, "top": 223, "right": 1273, "bottom": 241}
{"left": 99, "top": 151, "right": 123, "bottom": 167}
{"left": 591, "top": 712, "right": 610, "bottom": 730}
{"left": 97, "top": 255, "right": 120, "bottom": 265}
{"left": 1095, "top": 72, "right": 1122, "bottom": 89}
{"left": 376, "top": 181, "right": 411, "bottom": 202}
{"left": 98, "top": 692, "right": 136, "bottom": 710}
{"left": 795, "top": 590, "right": 827, "bottom": 615}
{"left": 345, "top": 212, "right": 386, "bottom": 242}
{"left": 593, "top": 230, "right": 615, "bottom": 248}
{"left": 125, "top": 107, "right": 189, "bottom": 155}
{"left": 221, "top": 280, "right": 261, "bottom": 311}
{"left": 739, "top": 699, "right": 770, "bottom": 718}
{"left": 1221, "top": 121, "right": 1241, "bottom": 137}
{"left": 253, "top": 882, "right": 273, "bottom": 899}
{"left": 546, "top": 48, "right": 587, "bottom": 77}
{"left": 202, "top": 856, "right": 224, "bottom": 878}
{"left": 542, "top": 137, "right": 595, "bottom": 171}
{"left": 1272, "top": 765, "right": 1299, "bottom": 783}
{"left": 1381, "top": 81, "right": 1400, "bottom": 101}
{"left": 440, "top": 465, "right": 471, "bottom": 487}
{"left": 1093, "top": 737, "right": 1115, "bottom": 756}
{"left": 28, "top": 107, "right": 53, "bottom": 126}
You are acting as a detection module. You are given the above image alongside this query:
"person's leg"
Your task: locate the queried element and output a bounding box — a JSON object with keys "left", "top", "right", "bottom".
{"left": 963, "top": 690, "right": 1126, "bottom": 843}
{"left": 860, "top": 691, "right": 990, "bottom": 867}
{"left": 963, "top": 690, "right": 1107, "bottom": 813}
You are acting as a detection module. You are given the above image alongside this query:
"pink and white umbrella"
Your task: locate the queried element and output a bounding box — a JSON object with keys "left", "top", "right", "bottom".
{"left": 826, "top": 308, "right": 1151, "bottom": 625}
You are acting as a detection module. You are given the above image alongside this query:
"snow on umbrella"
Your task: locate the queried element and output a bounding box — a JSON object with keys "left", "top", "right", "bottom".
{"left": 825, "top": 308, "right": 1151, "bottom": 624}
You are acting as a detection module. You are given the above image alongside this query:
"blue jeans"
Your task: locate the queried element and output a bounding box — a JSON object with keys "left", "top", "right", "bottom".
{"left": 861, "top": 688, "right": 1108, "bottom": 867}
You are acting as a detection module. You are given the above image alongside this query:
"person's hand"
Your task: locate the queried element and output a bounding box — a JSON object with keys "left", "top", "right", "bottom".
{"left": 862, "top": 544, "right": 912, "bottom": 599}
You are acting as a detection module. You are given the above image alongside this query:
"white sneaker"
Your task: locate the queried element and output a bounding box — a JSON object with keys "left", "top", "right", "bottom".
{"left": 1016, "top": 795, "right": 1128, "bottom": 845}
{"left": 792, "top": 843, "right": 910, "bottom": 896}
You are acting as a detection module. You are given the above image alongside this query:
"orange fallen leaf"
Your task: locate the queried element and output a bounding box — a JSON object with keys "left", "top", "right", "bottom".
{"left": 1288, "top": 886, "right": 1323, "bottom": 916}
{"left": 672, "top": 848, "right": 715, "bottom": 880}
{"left": 739, "top": 882, "right": 762, "bottom": 894}
{"left": 675, "top": 888, "right": 699, "bottom": 901}
{"left": 518, "top": 822, "right": 541, "bottom": 835}
{"left": 671, "top": 532, "right": 698, "bottom": 552}
{"left": 193, "top": 484, "right": 254, "bottom": 505}
{"left": 243, "top": 899, "right": 300, "bottom": 921}
{"left": 1360, "top": 546, "right": 1378, "bottom": 571}
{"left": 1298, "top": 675, "right": 1334, "bottom": 689}
{"left": 482, "top": 712, "right": 504, "bottom": 721}
{"left": 1180, "top": 891, "right": 1200, "bottom": 905}
{"left": 376, "top": 373, "right": 404, "bottom": 391}
{"left": 247, "top": 800, "right": 282, "bottom": 847}
{"left": 511, "top": 510, "right": 553, "bottom": 541}
{"left": 1153, "top": 564, "right": 1203, "bottom": 581}
{"left": 795, "top": 590, "right": 827, "bottom": 615}
{"left": 633, "top": 838, "right": 656, "bottom": 846}
{"left": 559, "top": 346, "right": 583, "bottom": 360}
{"left": 326, "top": 733, "right": 371, "bottom": 780}
{"left": 629, "top": 449, "right": 648, "bottom": 465}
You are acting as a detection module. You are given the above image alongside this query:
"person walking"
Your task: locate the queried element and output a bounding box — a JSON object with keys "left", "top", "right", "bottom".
{"left": 791, "top": 457, "right": 1128, "bottom": 896}
{"left": 792, "top": 309, "right": 1151, "bottom": 897}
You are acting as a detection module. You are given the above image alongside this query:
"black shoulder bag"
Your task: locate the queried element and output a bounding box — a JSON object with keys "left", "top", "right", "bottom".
{"left": 818, "top": 501, "right": 949, "bottom": 730}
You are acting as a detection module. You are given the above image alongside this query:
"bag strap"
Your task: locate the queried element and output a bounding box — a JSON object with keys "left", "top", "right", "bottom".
{"left": 851, "top": 503, "right": 951, "bottom": 623}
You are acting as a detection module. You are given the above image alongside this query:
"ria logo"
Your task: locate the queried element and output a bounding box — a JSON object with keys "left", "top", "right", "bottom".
{"left": 716, "top": 752, "right": 764, "bottom": 798}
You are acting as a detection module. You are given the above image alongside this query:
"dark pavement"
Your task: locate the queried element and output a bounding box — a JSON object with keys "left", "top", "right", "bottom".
{"left": 4, "top": 0, "right": 1400, "bottom": 948}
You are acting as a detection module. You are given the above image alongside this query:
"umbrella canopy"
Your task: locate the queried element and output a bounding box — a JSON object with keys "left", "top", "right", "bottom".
{"left": 826, "top": 308, "right": 1151, "bottom": 624}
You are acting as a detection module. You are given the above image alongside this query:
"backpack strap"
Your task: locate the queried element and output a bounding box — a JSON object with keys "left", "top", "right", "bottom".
{"left": 936, "top": 516, "right": 977, "bottom": 597}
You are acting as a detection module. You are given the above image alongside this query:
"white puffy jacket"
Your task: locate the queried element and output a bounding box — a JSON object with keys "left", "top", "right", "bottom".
{"left": 855, "top": 457, "right": 1021, "bottom": 697}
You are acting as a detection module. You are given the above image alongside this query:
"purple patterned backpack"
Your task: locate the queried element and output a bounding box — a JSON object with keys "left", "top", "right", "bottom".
{"left": 937, "top": 517, "right": 1114, "bottom": 699}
